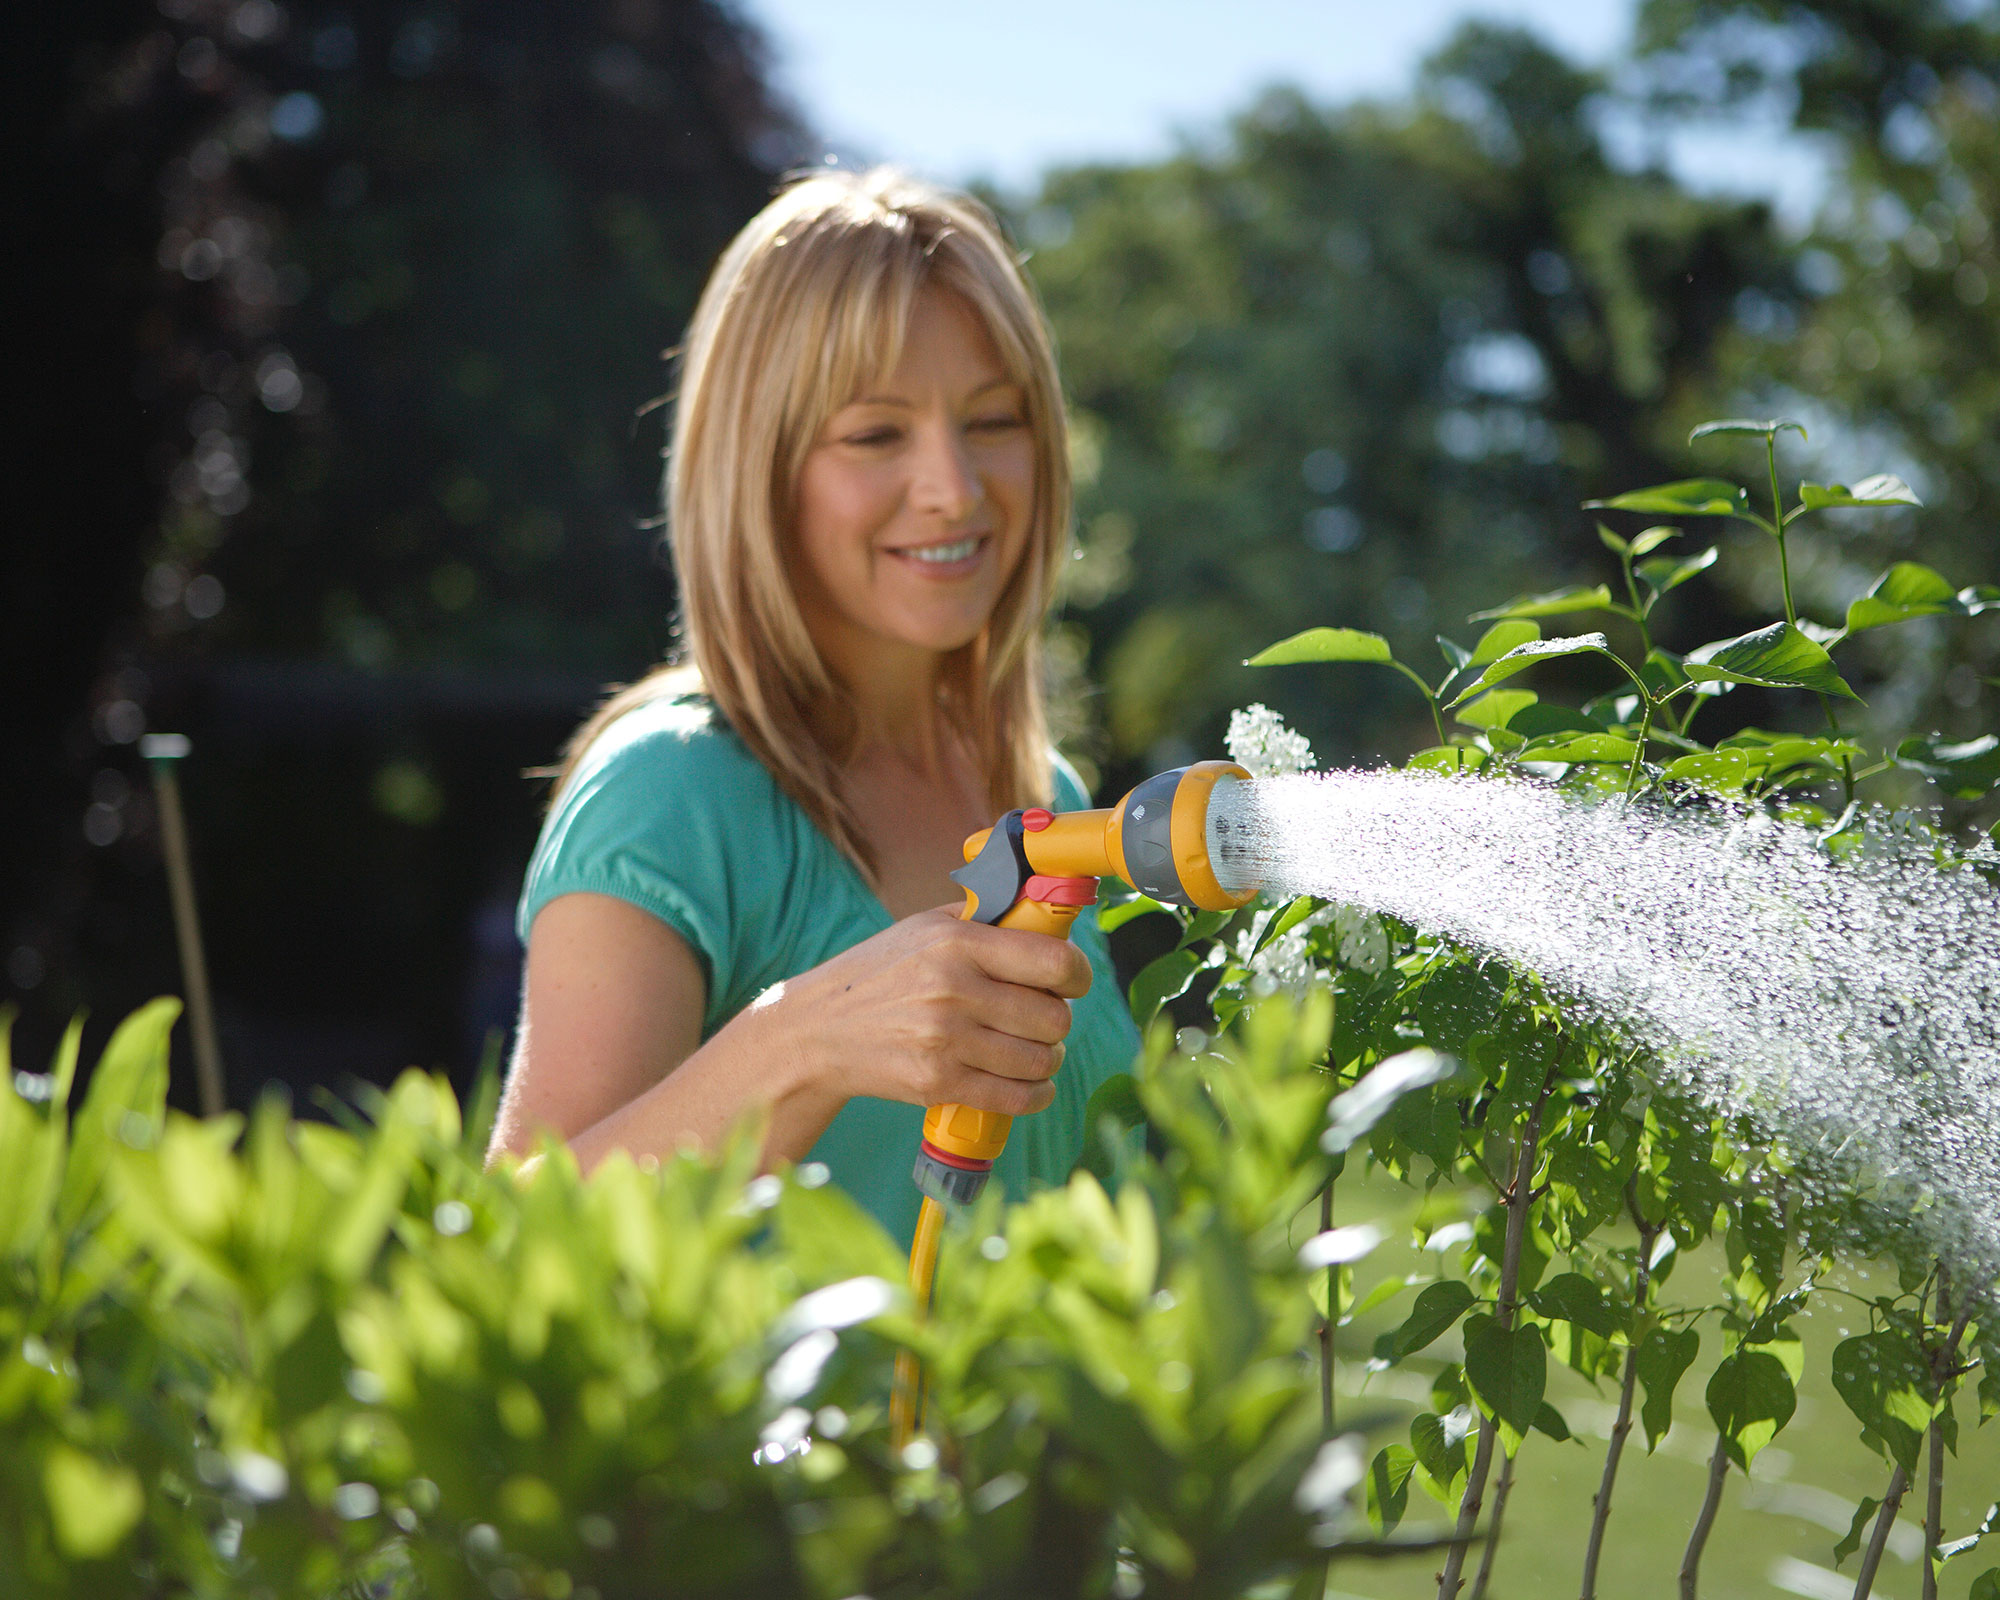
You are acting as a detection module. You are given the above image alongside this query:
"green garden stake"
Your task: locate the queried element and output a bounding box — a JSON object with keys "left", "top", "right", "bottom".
{"left": 141, "top": 733, "right": 226, "bottom": 1117}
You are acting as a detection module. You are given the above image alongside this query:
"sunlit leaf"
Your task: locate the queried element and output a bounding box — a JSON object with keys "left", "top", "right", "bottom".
{"left": 1469, "top": 584, "right": 1620, "bottom": 621}
{"left": 1798, "top": 474, "right": 1921, "bottom": 510}
{"left": 1529, "top": 1272, "right": 1624, "bottom": 1338}
{"left": 1584, "top": 479, "right": 1748, "bottom": 517}
{"left": 1245, "top": 627, "right": 1393, "bottom": 667}
{"left": 1683, "top": 622, "right": 1858, "bottom": 698}
{"left": 1843, "top": 561, "right": 1989, "bottom": 633}
{"left": 1408, "top": 744, "right": 1488, "bottom": 773}
{"left": 1516, "top": 732, "right": 1639, "bottom": 764}
{"left": 43, "top": 1446, "right": 144, "bottom": 1559}
{"left": 1665, "top": 749, "right": 1750, "bottom": 794}
{"left": 1366, "top": 1445, "right": 1415, "bottom": 1533}
{"left": 1468, "top": 618, "right": 1541, "bottom": 665}
{"left": 1447, "top": 634, "right": 1620, "bottom": 705}
{"left": 1892, "top": 734, "right": 2000, "bottom": 798}
{"left": 1832, "top": 1330, "right": 1930, "bottom": 1474}
{"left": 1706, "top": 1348, "right": 1797, "bottom": 1469}
{"left": 1689, "top": 417, "right": 1806, "bottom": 442}
{"left": 1627, "top": 524, "right": 1682, "bottom": 558}
{"left": 1636, "top": 544, "right": 1718, "bottom": 599}
{"left": 1324, "top": 1049, "right": 1456, "bottom": 1152}
{"left": 1100, "top": 893, "right": 1172, "bottom": 933}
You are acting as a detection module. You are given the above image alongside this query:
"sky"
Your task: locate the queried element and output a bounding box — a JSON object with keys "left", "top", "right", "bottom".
{"left": 740, "top": 0, "right": 1829, "bottom": 222}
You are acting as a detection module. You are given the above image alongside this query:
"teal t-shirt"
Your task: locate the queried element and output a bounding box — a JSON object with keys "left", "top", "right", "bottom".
{"left": 517, "top": 695, "right": 1141, "bottom": 1246}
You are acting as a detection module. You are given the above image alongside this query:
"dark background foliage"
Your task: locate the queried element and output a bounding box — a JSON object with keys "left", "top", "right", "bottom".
{"left": 5, "top": 0, "right": 1996, "bottom": 1107}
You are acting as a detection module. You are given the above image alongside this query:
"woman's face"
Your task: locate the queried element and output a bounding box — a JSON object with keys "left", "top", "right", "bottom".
{"left": 792, "top": 285, "right": 1036, "bottom": 685}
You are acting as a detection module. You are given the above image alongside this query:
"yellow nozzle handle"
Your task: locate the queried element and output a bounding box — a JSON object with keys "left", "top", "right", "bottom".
{"left": 921, "top": 890, "right": 1085, "bottom": 1170}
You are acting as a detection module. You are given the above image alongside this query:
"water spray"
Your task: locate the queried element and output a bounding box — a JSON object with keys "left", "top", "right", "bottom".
{"left": 888, "top": 760, "right": 1259, "bottom": 1449}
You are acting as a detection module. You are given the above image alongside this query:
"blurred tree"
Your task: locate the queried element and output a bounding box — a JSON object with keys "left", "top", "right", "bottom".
{"left": 1016, "top": 24, "right": 1801, "bottom": 784}
{"left": 1635, "top": 0, "right": 2000, "bottom": 751}
{"left": 7, "top": 0, "right": 806, "bottom": 1095}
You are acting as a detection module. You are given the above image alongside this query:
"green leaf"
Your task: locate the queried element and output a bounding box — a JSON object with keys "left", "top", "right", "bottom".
{"left": 1666, "top": 749, "right": 1751, "bottom": 794}
{"left": 1843, "top": 561, "right": 1955, "bottom": 634}
{"left": 1075, "top": 1072, "right": 1146, "bottom": 1184}
{"left": 1798, "top": 474, "right": 1921, "bottom": 510}
{"left": 1386, "top": 1280, "right": 1478, "bottom": 1358}
{"left": 1438, "top": 634, "right": 1472, "bottom": 670}
{"left": 1636, "top": 1325, "right": 1700, "bottom": 1451}
{"left": 1636, "top": 545, "right": 1718, "bottom": 599}
{"left": 1684, "top": 622, "right": 1859, "bottom": 698}
{"left": 1530, "top": 1272, "right": 1624, "bottom": 1339}
{"left": 1454, "top": 690, "right": 1537, "bottom": 732}
{"left": 1469, "top": 584, "right": 1620, "bottom": 622}
{"left": 1531, "top": 1400, "right": 1572, "bottom": 1442}
{"left": 1893, "top": 734, "right": 2000, "bottom": 798}
{"left": 1463, "top": 1313, "right": 1546, "bottom": 1440}
{"left": 1506, "top": 703, "right": 1605, "bottom": 740}
{"left": 1129, "top": 949, "right": 1202, "bottom": 1029}
{"left": 1366, "top": 1446, "right": 1416, "bottom": 1533}
{"left": 1408, "top": 744, "right": 1488, "bottom": 773}
{"left": 1100, "top": 893, "right": 1173, "bottom": 933}
{"left": 1410, "top": 1409, "right": 1473, "bottom": 1491}
{"left": 1628, "top": 524, "right": 1682, "bottom": 558}
{"left": 61, "top": 998, "right": 178, "bottom": 1232}
{"left": 1970, "top": 1569, "right": 2000, "bottom": 1600}
{"left": 1468, "top": 619, "right": 1542, "bottom": 665}
{"left": 1835, "top": 1497, "right": 1880, "bottom": 1567}
{"left": 43, "top": 1445, "right": 145, "bottom": 1560}
{"left": 1517, "top": 733, "right": 1640, "bottom": 764}
{"left": 1689, "top": 417, "right": 1806, "bottom": 443}
{"left": 1585, "top": 479, "right": 1749, "bottom": 517}
{"left": 1706, "top": 1348, "right": 1797, "bottom": 1469}
{"left": 1832, "top": 1330, "right": 1931, "bottom": 1474}
{"left": 1939, "top": 1503, "right": 2000, "bottom": 1564}
{"left": 1245, "top": 627, "right": 1393, "bottom": 667}
{"left": 1597, "top": 522, "right": 1629, "bottom": 556}
{"left": 1447, "top": 634, "right": 1621, "bottom": 706}
{"left": 1250, "top": 895, "right": 1321, "bottom": 959}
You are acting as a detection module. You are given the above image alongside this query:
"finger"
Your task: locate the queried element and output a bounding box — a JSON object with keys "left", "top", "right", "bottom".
{"left": 960, "top": 922, "right": 1094, "bottom": 999}
{"left": 959, "top": 974, "right": 1074, "bottom": 1045}
{"left": 938, "top": 1061, "right": 1058, "bottom": 1118}
{"left": 958, "top": 1030, "right": 1065, "bottom": 1084}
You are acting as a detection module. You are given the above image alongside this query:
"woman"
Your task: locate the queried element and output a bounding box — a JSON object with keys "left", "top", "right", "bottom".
{"left": 488, "top": 168, "right": 1140, "bottom": 1245}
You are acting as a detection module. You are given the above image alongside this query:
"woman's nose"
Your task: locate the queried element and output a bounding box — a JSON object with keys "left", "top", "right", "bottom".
{"left": 909, "top": 418, "right": 980, "bottom": 522}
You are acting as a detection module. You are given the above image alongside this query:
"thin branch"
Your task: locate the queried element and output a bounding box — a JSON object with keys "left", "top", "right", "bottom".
{"left": 1850, "top": 1464, "right": 1910, "bottom": 1600}
{"left": 1679, "top": 1434, "right": 1731, "bottom": 1600}
{"left": 1923, "top": 1267, "right": 1976, "bottom": 1600}
{"left": 1438, "top": 1052, "right": 1561, "bottom": 1600}
{"left": 1321, "top": 1178, "right": 1335, "bottom": 1438}
{"left": 1469, "top": 1444, "right": 1519, "bottom": 1600}
{"left": 1580, "top": 1195, "right": 1659, "bottom": 1600}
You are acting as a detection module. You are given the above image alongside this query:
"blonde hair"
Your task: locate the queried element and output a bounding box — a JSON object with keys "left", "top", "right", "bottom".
{"left": 554, "top": 167, "right": 1071, "bottom": 877}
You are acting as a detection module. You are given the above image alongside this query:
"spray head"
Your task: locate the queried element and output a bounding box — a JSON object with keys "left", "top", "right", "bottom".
{"left": 952, "top": 759, "right": 1260, "bottom": 924}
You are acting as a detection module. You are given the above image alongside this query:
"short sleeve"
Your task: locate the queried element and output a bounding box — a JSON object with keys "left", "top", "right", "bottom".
{"left": 517, "top": 697, "right": 801, "bottom": 1037}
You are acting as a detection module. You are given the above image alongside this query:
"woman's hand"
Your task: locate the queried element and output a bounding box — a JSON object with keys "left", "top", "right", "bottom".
{"left": 491, "top": 894, "right": 1092, "bottom": 1174}
{"left": 731, "top": 904, "right": 1094, "bottom": 1127}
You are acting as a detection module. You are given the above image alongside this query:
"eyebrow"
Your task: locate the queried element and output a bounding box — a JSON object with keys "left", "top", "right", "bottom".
{"left": 847, "top": 377, "right": 1020, "bottom": 409}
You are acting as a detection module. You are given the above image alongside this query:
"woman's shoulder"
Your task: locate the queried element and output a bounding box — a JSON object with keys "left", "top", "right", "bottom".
{"left": 569, "top": 691, "right": 772, "bottom": 798}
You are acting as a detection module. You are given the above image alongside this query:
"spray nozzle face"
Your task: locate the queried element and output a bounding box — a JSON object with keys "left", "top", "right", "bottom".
{"left": 1109, "top": 760, "right": 1259, "bottom": 911}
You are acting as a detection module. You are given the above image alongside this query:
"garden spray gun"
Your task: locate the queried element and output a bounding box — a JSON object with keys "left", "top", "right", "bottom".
{"left": 890, "top": 759, "right": 1260, "bottom": 1446}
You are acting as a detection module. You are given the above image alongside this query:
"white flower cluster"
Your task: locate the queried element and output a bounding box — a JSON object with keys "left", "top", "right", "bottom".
{"left": 1233, "top": 900, "right": 1390, "bottom": 1001}
{"left": 1225, "top": 703, "right": 1317, "bottom": 779}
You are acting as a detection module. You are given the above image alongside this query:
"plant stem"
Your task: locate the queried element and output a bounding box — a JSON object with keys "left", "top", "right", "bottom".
{"left": 1468, "top": 1444, "right": 1518, "bottom": 1600}
{"left": 1437, "top": 1057, "right": 1559, "bottom": 1600}
{"left": 1767, "top": 433, "right": 1798, "bottom": 628}
{"left": 1679, "top": 1434, "right": 1731, "bottom": 1600}
{"left": 1923, "top": 1266, "right": 1975, "bottom": 1600}
{"left": 1625, "top": 697, "right": 1657, "bottom": 798}
{"left": 1579, "top": 1201, "right": 1659, "bottom": 1600}
{"left": 1850, "top": 1465, "right": 1910, "bottom": 1600}
{"left": 1320, "top": 1178, "right": 1335, "bottom": 1438}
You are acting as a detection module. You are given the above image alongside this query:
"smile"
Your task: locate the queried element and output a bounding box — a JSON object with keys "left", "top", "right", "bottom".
{"left": 890, "top": 535, "right": 987, "bottom": 566}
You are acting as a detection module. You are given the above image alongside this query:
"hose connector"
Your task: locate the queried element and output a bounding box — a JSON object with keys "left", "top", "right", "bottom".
{"left": 913, "top": 1142, "right": 993, "bottom": 1206}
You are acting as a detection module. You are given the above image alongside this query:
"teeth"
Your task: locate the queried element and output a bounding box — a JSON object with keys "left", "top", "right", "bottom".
{"left": 903, "top": 537, "right": 981, "bottom": 564}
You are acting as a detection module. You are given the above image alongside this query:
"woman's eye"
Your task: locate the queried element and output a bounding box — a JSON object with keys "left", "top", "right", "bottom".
{"left": 969, "top": 413, "right": 1025, "bottom": 433}
{"left": 844, "top": 426, "right": 901, "bottom": 447}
